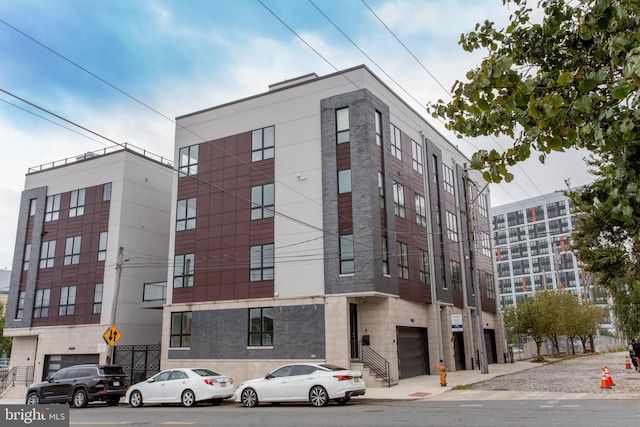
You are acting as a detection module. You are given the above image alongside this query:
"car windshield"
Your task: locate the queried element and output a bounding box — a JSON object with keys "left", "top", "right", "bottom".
{"left": 319, "top": 364, "right": 347, "bottom": 371}
{"left": 191, "top": 368, "right": 221, "bottom": 377}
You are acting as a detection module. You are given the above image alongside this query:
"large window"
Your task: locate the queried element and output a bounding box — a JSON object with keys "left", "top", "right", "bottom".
{"left": 390, "top": 124, "right": 402, "bottom": 160}
{"left": 251, "top": 183, "right": 275, "bottom": 220}
{"left": 442, "top": 165, "right": 455, "bottom": 195}
{"left": 93, "top": 283, "right": 103, "bottom": 314}
{"left": 250, "top": 244, "right": 274, "bottom": 281}
{"left": 375, "top": 111, "right": 382, "bottom": 146}
{"left": 485, "top": 272, "right": 496, "bottom": 298}
{"left": 412, "top": 139, "right": 423, "bottom": 174}
{"left": 59, "top": 285, "right": 77, "bottom": 316}
{"left": 40, "top": 241, "right": 56, "bottom": 268}
{"left": 176, "top": 198, "right": 197, "bottom": 231}
{"left": 393, "top": 181, "right": 405, "bottom": 218}
{"left": 415, "top": 194, "right": 427, "bottom": 228}
{"left": 179, "top": 145, "right": 199, "bottom": 176}
{"left": 419, "top": 249, "right": 431, "bottom": 285}
{"left": 98, "top": 232, "right": 108, "bottom": 261}
{"left": 480, "top": 231, "right": 491, "bottom": 257}
{"left": 103, "top": 182, "right": 112, "bottom": 201}
{"left": 69, "top": 189, "right": 86, "bottom": 217}
{"left": 249, "top": 307, "right": 273, "bottom": 346}
{"left": 478, "top": 194, "right": 488, "bottom": 217}
{"left": 173, "top": 254, "right": 195, "bottom": 288}
{"left": 64, "top": 236, "right": 81, "bottom": 265}
{"left": 338, "top": 169, "right": 352, "bottom": 194}
{"left": 16, "top": 291, "right": 25, "bottom": 320}
{"left": 170, "top": 311, "right": 192, "bottom": 347}
{"left": 252, "top": 126, "right": 275, "bottom": 162}
{"left": 446, "top": 211, "right": 458, "bottom": 242}
{"left": 45, "top": 194, "right": 61, "bottom": 222}
{"left": 33, "top": 289, "right": 50, "bottom": 318}
{"left": 397, "top": 242, "right": 409, "bottom": 279}
{"left": 336, "top": 107, "right": 350, "bottom": 144}
{"left": 451, "top": 260, "right": 462, "bottom": 291}
{"left": 339, "top": 235, "right": 355, "bottom": 274}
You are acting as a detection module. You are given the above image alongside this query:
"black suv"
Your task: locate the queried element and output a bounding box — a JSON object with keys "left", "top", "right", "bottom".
{"left": 26, "top": 364, "right": 128, "bottom": 407}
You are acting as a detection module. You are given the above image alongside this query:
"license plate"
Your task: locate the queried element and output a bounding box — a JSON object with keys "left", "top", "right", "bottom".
{"left": 354, "top": 378, "right": 359, "bottom": 382}
{"left": 220, "top": 382, "right": 226, "bottom": 387}
{"left": 113, "top": 381, "right": 120, "bottom": 386}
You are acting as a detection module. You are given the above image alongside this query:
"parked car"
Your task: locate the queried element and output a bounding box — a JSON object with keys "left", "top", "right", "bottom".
{"left": 26, "top": 364, "right": 128, "bottom": 407}
{"left": 125, "top": 368, "right": 233, "bottom": 407}
{"left": 235, "top": 363, "right": 365, "bottom": 407}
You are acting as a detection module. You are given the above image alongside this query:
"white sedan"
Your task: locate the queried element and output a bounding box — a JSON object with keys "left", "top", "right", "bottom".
{"left": 236, "top": 363, "right": 365, "bottom": 407}
{"left": 125, "top": 368, "right": 233, "bottom": 407}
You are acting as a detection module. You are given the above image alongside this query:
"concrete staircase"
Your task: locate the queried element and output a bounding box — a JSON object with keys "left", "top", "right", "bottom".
{"left": 350, "top": 362, "right": 397, "bottom": 388}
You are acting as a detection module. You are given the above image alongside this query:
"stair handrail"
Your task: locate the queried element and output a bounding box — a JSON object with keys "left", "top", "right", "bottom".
{"left": 0, "top": 366, "right": 17, "bottom": 396}
{"left": 358, "top": 341, "right": 391, "bottom": 387}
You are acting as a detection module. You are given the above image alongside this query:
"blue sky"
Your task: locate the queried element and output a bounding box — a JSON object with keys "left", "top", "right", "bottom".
{"left": 0, "top": 0, "right": 593, "bottom": 269}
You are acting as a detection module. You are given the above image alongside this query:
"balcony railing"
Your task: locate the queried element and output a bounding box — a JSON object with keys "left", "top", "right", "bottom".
{"left": 143, "top": 282, "right": 166, "bottom": 303}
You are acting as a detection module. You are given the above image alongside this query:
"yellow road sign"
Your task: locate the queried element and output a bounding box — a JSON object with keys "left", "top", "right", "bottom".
{"left": 103, "top": 325, "right": 122, "bottom": 346}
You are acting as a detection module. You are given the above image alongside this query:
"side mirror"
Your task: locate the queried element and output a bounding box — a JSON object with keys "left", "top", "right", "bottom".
{"left": 146, "top": 378, "right": 155, "bottom": 383}
{"left": 265, "top": 374, "right": 274, "bottom": 380}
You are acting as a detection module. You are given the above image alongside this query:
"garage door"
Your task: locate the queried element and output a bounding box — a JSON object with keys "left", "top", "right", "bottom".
{"left": 396, "top": 327, "right": 429, "bottom": 379}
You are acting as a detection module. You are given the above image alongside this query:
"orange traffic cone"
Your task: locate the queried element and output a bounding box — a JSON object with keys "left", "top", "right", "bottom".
{"left": 600, "top": 368, "right": 610, "bottom": 389}
{"left": 626, "top": 356, "right": 632, "bottom": 369}
{"left": 604, "top": 366, "right": 615, "bottom": 386}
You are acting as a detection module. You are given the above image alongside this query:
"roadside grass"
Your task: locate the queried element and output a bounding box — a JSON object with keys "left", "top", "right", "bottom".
{"left": 452, "top": 384, "right": 474, "bottom": 390}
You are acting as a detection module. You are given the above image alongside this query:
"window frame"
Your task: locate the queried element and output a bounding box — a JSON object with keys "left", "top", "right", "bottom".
{"left": 338, "top": 169, "right": 352, "bottom": 194}
{"left": 397, "top": 241, "right": 409, "bottom": 279}
{"left": 59, "top": 285, "right": 77, "bottom": 316}
{"left": 64, "top": 236, "right": 81, "bottom": 265}
{"left": 393, "top": 181, "right": 405, "bottom": 218}
{"left": 39, "top": 241, "right": 56, "bottom": 269}
{"left": 69, "top": 189, "right": 86, "bottom": 217}
{"left": 415, "top": 193, "right": 427, "bottom": 228}
{"left": 336, "top": 107, "right": 350, "bottom": 144}
{"left": 176, "top": 197, "right": 197, "bottom": 231}
{"left": 445, "top": 211, "right": 459, "bottom": 242}
{"left": 339, "top": 235, "right": 355, "bottom": 275}
{"left": 45, "top": 194, "right": 61, "bottom": 222}
{"left": 390, "top": 124, "right": 402, "bottom": 160}
{"left": 98, "top": 232, "right": 108, "bottom": 262}
{"left": 93, "top": 283, "right": 103, "bottom": 314}
{"left": 170, "top": 311, "right": 192, "bottom": 348}
{"left": 33, "top": 288, "right": 51, "bottom": 318}
{"left": 179, "top": 145, "right": 199, "bottom": 176}
{"left": 411, "top": 139, "right": 423, "bottom": 174}
{"left": 250, "top": 244, "right": 274, "bottom": 282}
{"left": 442, "top": 164, "right": 455, "bottom": 195}
{"left": 173, "top": 254, "right": 195, "bottom": 288}
{"left": 248, "top": 307, "right": 274, "bottom": 347}
{"left": 251, "top": 183, "right": 275, "bottom": 220}
{"left": 252, "top": 126, "right": 275, "bottom": 162}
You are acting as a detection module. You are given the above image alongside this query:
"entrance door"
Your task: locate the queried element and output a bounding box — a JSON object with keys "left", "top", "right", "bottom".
{"left": 349, "top": 304, "right": 358, "bottom": 359}
{"left": 396, "top": 327, "right": 429, "bottom": 379}
{"left": 453, "top": 331, "right": 466, "bottom": 370}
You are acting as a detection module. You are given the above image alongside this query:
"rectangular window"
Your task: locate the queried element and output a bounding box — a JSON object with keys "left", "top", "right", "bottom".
{"left": 39, "top": 241, "right": 56, "bottom": 268}
{"left": 378, "top": 172, "right": 385, "bottom": 208}
{"left": 252, "top": 126, "right": 275, "bottom": 162}
{"left": 23, "top": 243, "right": 31, "bottom": 271}
{"left": 173, "top": 254, "right": 195, "bottom": 288}
{"left": 446, "top": 211, "right": 458, "bottom": 242}
{"left": 486, "top": 272, "right": 495, "bottom": 298}
{"left": 397, "top": 242, "right": 409, "bottom": 279}
{"left": 98, "top": 232, "right": 108, "bottom": 261}
{"left": 415, "top": 194, "right": 427, "bottom": 228}
{"left": 390, "top": 124, "right": 402, "bottom": 160}
{"left": 382, "top": 236, "right": 389, "bottom": 276}
{"left": 338, "top": 169, "right": 352, "bottom": 194}
{"left": 480, "top": 231, "right": 491, "bottom": 257}
{"left": 507, "top": 210, "right": 525, "bottom": 227}
{"left": 29, "top": 199, "right": 37, "bottom": 216}
{"left": 59, "top": 285, "right": 77, "bottom": 316}
{"left": 336, "top": 107, "right": 350, "bottom": 144}
{"left": 478, "top": 194, "right": 488, "bottom": 217}
{"left": 103, "top": 182, "right": 112, "bottom": 201}
{"left": 179, "top": 145, "right": 199, "bottom": 176}
{"left": 248, "top": 307, "right": 273, "bottom": 346}
{"left": 375, "top": 111, "right": 382, "bottom": 146}
{"left": 250, "top": 244, "right": 274, "bottom": 281}
{"left": 442, "top": 165, "right": 455, "bottom": 195}
{"left": 93, "top": 283, "right": 103, "bottom": 314}
{"left": 176, "top": 198, "right": 197, "bottom": 231}
{"left": 16, "top": 291, "right": 25, "bottom": 320}
{"left": 44, "top": 194, "right": 61, "bottom": 222}
{"left": 170, "top": 311, "right": 192, "bottom": 347}
{"left": 339, "top": 235, "right": 355, "bottom": 274}
{"left": 251, "top": 183, "right": 275, "bottom": 220}
{"left": 451, "top": 260, "right": 462, "bottom": 291}
{"left": 64, "top": 236, "right": 81, "bottom": 265}
{"left": 419, "top": 250, "right": 431, "bottom": 285}
{"left": 69, "top": 189, "right": 86, "bottom": 217}
{"left": 393, "top": 181, "right": 405, "bottom": 218}
{"left": 33, "top": 289, "right": 50, "bottom": 318}
{"left": 411, "top": 140, "right": 423, "bottom": 174}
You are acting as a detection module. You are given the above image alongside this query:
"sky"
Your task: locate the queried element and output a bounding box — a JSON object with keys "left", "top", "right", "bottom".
{"left": 0, "top": 0, "right": 594, "bottom": 270}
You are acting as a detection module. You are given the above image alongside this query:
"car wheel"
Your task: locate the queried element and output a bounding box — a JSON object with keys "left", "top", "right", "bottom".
{"left": 106, "top": 397, "right": 120, "bottom": 406}
{"left": 72, "top": 389, "right": 88, "bottom": 408}
{"left": 240, "top": 388, "right": 259, "bottom": 407}
{"left": 26, "top": 392, "right": 40, "bottom": 405}
{"left": 129, "top": 390, "right": 143, "bottom": 408}
{"left": 309, "top": 385, "right": 328, "bottom": 407}
{"left": 181, "top": 389, "right": 196, "bottom": 407}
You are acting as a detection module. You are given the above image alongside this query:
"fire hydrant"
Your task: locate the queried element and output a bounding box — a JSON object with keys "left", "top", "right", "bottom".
{"left": 438, "top": 360, "right": 447, "bottom": 387}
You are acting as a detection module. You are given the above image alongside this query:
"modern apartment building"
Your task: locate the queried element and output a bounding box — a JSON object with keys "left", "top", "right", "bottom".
{"left": 492, "top": 190, "right": 599, "bottom": 307}
{"left": 3, "top": 145, "right": 174, "bottom": 385}
{"left": 163, "top": 65, "right": 503, "bottom": 385}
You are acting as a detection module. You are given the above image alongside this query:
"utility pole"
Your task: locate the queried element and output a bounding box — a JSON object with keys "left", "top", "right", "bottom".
{"left": 464, "top": 167, "right": 488, "bottom": 374}
{"left": 105, "top": 246, "right": 124, "bottom": 364}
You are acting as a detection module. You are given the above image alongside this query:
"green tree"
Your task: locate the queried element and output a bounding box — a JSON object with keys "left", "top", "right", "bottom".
{"left": 0, "top": 302, "right": 12, "bottom": 358}
{"left": 429, "top": 0, "right": 640, "bottom": 222}
{"left": 504, "top": 295, "right": 551, "bottom": 360}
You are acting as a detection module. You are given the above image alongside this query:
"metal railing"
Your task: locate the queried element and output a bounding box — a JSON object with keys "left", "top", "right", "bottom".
{"left": 358, "top": 341, "right": 391, "bottom": 387}
{"left": 143, "top": 282, "right": 166, "bottom": 302}
{"left": 0, "top": 366, "right": 34, "bottom": 395}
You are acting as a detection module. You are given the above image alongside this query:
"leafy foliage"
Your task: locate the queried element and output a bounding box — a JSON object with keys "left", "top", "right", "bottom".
{"left": 0, "top": 302, "right": 12, "bottom": 358}
{"left": 428, "top": 0, "right": 640, "bottom": 222}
